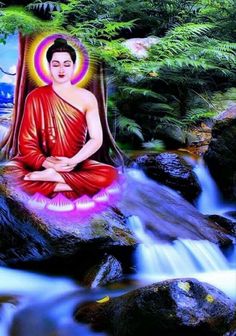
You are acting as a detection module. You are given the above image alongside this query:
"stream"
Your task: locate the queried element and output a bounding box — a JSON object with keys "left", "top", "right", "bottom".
{"left": 0, "top": 153, "right": 235, "bottom": 335}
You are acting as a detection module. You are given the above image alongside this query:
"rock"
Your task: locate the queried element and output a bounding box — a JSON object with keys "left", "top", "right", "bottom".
{"left": 74, "top": 278, "right": 236, "bottom": 336}
{"left": 204, "top": 118, "right": 236, "bottom": 201}
{"left": 0, "top": 164, "right": 231, "bottom": 266}
{"left": 118, "top": 169, "right": 231, "bottom": 245}
{"left": 186, "top": 125, "right": 212, "bottom": 149}
{"left": 155, "top": 124, "right": 187, "bottom": 148}
{"left": 0, "top": 168, "right": 136, "bottom": 266}
{"left": 225, "top": 212, "right": 236, "bottom": 221}
{"left": 0, "top": 183, "right": 53, "bottom": 265}
{"left": 215, "top": 104, "right": 236, "bottom": 121}
{"left": 83, "top": 254, "right": 123, "bottom": 288}
{"left": 132, "top": 152, "right": 201, "bottom": 202}
{"left": 208, "top": 215, "right": 236, "bottom": 237}
{"left": 185, "top": 132, "right": 199, "bottom": 146}
{"left": 223, "top": 331, "right": 236, "bottom": 336}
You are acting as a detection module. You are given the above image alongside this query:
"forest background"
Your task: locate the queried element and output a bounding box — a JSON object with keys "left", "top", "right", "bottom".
{"left": 1, "top": 0, "right": 236, "bottom": 152}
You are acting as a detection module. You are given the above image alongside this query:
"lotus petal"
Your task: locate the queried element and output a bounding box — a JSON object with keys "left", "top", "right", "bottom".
{"left": 75, "top": 195, "right": 95, "bottom": 210}
{"left": 46, "top": 193, "right": 74, "bottom": 211}
{"left": 106, "top": 182, "right": 121, "bottom": 195}
{"left": 93, "top": 189, "right": 109, "bottom": 203}
{"left": 28, "top": 192, "right": 48, "bottom": 209}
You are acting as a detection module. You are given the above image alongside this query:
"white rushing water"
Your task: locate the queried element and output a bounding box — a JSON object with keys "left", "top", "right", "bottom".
{"left": 191, "top": 157, "right": 236, "bottom": 217}
{"left": 129, "top": 214, "right": 236, "bottom": 301}
{"left": 0, "top": 158, "right": 235, "bottom": 335}
{"left": 0, "top": 268, "right": 109, "bottom": 336}
{"left": 127, "top": 159, "right": 236, "bottom": 301}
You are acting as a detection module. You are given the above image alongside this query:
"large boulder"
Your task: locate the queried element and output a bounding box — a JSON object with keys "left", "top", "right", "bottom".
{"left": 0, "top": 168, "right": 136, "bottom": 266}
{"left": 204, "top": 118, "right": 236, "bottom": 201}
{"left": 155, "top": 124, "right": 187, "bottom": 148}
{"left": 0, "top": 164, "right": 231, "bottom": 267}
{"left": 74, "top": 278, "right": 236, "bottom": 336}
{"left": 131, "top": 152, "right": 201, "bottom": 202}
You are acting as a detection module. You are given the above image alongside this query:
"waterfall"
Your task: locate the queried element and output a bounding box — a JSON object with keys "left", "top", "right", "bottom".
{"left": 125, "top": 163, "right": 236, "bottom": 301}
{"left": 128, "top": 214, "right": 236, "bottom": 301}
{"left": 192, "top": 157, "right": 236, "bottom": 216}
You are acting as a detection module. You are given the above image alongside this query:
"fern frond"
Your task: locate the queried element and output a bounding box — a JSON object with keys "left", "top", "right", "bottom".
{"left": 166, "top": 22, "right": 215, "bottom": 40}
{"left": 119, "top": 86, "right": 163, "bottom": 100}
{"left": 140, "top": 102, "right": 174, "bottom": 112}
{"left": 116, "top": 116, "right": 144, "bottom": 140}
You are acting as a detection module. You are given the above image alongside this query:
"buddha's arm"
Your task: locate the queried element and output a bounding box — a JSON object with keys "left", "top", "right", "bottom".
{"left": 55, "top": 93, "right": 103, "bottom": 168}
{"left": 18, "top": 93, "right": 46, "bottom": 170}
{"left": 71, "top": 94, "right": 103, "bottom": 164}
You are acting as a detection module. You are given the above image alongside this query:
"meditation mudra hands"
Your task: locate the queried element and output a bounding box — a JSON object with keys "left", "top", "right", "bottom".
{"left": 24, "top": 156, "right": 78, "bottom": 182}
{"left": 43, "top": 156, "right": 77, "bottom": 172}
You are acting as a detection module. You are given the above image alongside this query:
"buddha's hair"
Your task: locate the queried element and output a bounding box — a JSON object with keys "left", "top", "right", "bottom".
{"left": 46, "top": 37, "right": 76, "bottom": 63}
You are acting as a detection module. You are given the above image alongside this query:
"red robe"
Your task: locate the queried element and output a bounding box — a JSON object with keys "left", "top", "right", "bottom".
{"left": 9, "top": 84, "right": 118, "bottom": 199}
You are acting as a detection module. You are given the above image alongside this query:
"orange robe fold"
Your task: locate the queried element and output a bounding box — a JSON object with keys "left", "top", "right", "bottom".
{"left": 8, "top": 84, "right": 118, "bottom": 199}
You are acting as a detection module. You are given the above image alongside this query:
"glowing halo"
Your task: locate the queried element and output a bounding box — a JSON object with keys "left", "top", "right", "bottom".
{"left": 26, "top": 32, "right": 95, "bottom": 87}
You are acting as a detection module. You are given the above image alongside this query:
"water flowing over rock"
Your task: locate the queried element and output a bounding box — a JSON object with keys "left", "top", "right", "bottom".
{"left": 131, "top": 153, "right": 201, "bottom": 202}
{"left": 0, "top": 166, "right": 230, "bottom": 267}
{"left": 204, "top": 118, "right": 236, "bottom": 201}
{"left": 119, "top": 169, "right": 229, "bottom": 244}
{"left": 74, "top": 278, "right": 236, "bottom": 336}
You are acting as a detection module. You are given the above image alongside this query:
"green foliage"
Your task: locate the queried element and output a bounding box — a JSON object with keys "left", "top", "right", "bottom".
{"left": 207, "top": 87, "right": 236, "bottom": 114}
{"left": 1, "top": 0, "right": 236, "bottom": 148}
{"left": 183, "top": 108, "right": 217, "bottom": 124}
{"left": 0, "top": 6, "right": 60, "bottom": 38}
{"left": 116, "top": 115, "right": 144, "bottom": 140}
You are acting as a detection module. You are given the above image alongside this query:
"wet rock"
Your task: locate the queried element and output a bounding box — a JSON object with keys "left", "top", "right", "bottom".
{"left": 74, "top": 278, "right": 235, "bottom": 336}
{"left": 0, "top": 183, "right": 53, "bottom": 264}
{"left": 225, "top": 211, "right": 236, "bottom": 221}
{"left": 0, "top": 163, "right": 230, "bottom": 266}
{"left": 0, "top": 168, "right": 136, "bottom": 266}
{"left": 223, "top": 330, "right": 236, "bottom": 336}
{"left": 208, "top": 215, "right": 236, "bottom": 237}
{"left": 215, "top": 103, "right": 236, "bottom": 121}
{"left": 187, "top": 123, "right": 212, "bottom": 148}
{"left": 132, "top": 152, "right": 201, "bottom": 202}
{"left": 155, "top": 124, "right": 187, "bottom": 148}
{"left": 204, "top": 118, "right": 236, "bottom": 201}
{"left": 83, "top": 254, "right": 123, "bottom": 288}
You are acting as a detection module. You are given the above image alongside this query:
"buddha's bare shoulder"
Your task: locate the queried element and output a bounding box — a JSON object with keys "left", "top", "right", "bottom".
{"left": 73, "top": 87, "right": 97, "bottom": 101}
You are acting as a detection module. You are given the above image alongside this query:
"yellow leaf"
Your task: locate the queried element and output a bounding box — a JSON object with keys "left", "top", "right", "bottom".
{"left": 205, "top": 294, "right": 214, "bottom": 303}
{"left": 96, "top": 296, "right": 110, "bottom": 304}
{"left": 149, "top": 71, "right": 158, "bottom": 77}
{"left": 178, "top": 281, "right": 191, "bottom": 292}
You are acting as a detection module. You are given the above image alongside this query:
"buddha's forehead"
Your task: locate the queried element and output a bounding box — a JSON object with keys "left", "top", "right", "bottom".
{"left": 51, "top": 52, "right": 72, "bottom": 62}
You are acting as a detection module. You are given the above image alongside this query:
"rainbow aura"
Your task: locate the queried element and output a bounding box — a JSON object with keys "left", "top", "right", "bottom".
{"left": 26, "top": 32, "right": 95, "bottom": 87}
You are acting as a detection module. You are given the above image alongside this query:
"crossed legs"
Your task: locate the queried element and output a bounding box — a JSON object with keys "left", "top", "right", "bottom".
{"left": 24, "top": 168, "right": 72, "bottom": 192}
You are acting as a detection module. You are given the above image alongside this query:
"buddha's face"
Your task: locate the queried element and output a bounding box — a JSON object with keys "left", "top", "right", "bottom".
{"left": 49, "top": 52, "right": 75, "bottom": 84}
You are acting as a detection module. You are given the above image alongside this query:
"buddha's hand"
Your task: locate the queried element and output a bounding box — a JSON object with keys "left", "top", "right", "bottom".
{"left": 52, "top": 156, "right": 77, "bottom": 172}
{"left": 42, "top": 156, "right": 76, "bottom": 172}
